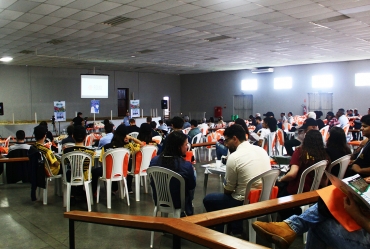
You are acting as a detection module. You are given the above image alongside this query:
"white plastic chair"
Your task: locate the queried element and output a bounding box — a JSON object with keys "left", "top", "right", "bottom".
{"left": 131, "top": 145, "right": 158, "bottom": 201}
{"left": 261, "top": 132, "right": 277, "bottom": 156}
{"left": 182, "top": 127, "right": 191, "bottom": 135}
{"left": 191, "top": 133, "right": 203, "bottom": 162}
{"left": 276, "top": 129, "right": 285, "bottom": 155}
{"left": 298, "top": 160, "right": 328, "bottom": 244}
{"left": 84, "top": 134, "right": 94, "bottom": 146}
{"left": 152, "top": 135, "right": 162, "bottom": 144}
{"left": 3, "top": 136, "right": 11, "bottom": 148}
{"left": 319, "top": 125, "right": 329, "bottom": 145}
{"left": 243, "top": 169, "right": 280, "bottom": 243}
{"left": 323, "top": 155, "right": 351, "bottom": 186}
{"left": 147, "top": 166, "right": 185, "bottom": 248}
{"left": 38, "top": 153, "right": 63, "bottom": 205}
{"left": 62, "top": 143, "right": 75, "bottom": 150}
{"left": 97, "top": 148, "right": 131, "bottom": 208}
{"left": 61, "top": 152, "right": 93, "bottom": 212}
{"left": 206, "top": 132, "right": 221, "bottom": 161}
{"left": 128, "top": 132, "right": 139, "bottom": 139}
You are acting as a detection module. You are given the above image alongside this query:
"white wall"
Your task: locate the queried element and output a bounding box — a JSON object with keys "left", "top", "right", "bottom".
{"left": 0, "top": 65, "right": 181, "bottom": 123}
{"left": 180, "top": 60, "right": 370, "bottom": 120}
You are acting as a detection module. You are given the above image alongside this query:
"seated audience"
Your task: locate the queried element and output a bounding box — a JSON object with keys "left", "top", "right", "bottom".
{"left": 98, "top": 123, "right": 114, "bottom": 148}
{"left": 138, "top": 123, "right": 157, "bottom": 145}
{"left": 157, "top": 120, "right": 168, "bottom": 132}
{"left": 61, "top": 125, "right": 75, "bottom": 146}
{"left": 314, "top": 110, "right": 325, "bottom": 130}
{"left": 92, "top": 124, "right": 143, "bottom": 195}
{"left": 204, "top": 124, "right": 271, "bottom": 233}
{"left": 188, "top": 119, "right": 201, "bottom": 143}
{"left": 249, "top": 115, "right": 257, "bottom": 126}
{"left": 127, "top": 118, "right": 140, "bottom": 133}
{"left": 287, "top": 112, "right": 294, "bottom": 124}
{"left": 217, "top": 116, "right": 226, "bottom": 127}
{"left": 208, "top": 117, "right": 215, "bottom": 128}
{"left": 327, "top": 111, "right": 340, "bottom": 129}
{"left": 149, "top": 131, "right": 196, "bottom": 216}
{"left": 39, "top": 121, "right": 57, "bottom": 152}
{"left": 337, "top": 108, "right": 349, "bottom": 128}
{"left": 182, "top": 116, "right": 190, "bottom": 129}
{"left": 257, "top": 117, "right": 277, "bottom": 147}
{"left": 157, "top": 116, "right": 184, "bottom": 155}
{"left": 150, "top": 121, "right": 160, "bottom": 137}
{"left": 254, "top": 116, "right": 262, "bottom": 132}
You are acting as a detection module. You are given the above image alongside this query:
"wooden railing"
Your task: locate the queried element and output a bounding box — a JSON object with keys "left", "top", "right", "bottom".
{"left": 64, "top": 191, "right": 319, "bottom": 249}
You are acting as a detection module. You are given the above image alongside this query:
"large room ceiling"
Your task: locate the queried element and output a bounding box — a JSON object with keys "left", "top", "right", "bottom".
{"left": 1, "top": 0, "right": 370, "bottom": 74}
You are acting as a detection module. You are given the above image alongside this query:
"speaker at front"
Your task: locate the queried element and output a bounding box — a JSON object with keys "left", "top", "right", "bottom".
{"left": 0, "top": 103, "right": 3, "bottom": 115}
{"left": 161, "top": 100, "right": 168, "bottom": 109}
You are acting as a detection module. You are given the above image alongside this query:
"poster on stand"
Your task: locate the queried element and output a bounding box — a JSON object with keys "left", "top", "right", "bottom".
{"left": 53, "top": 101, "right": 66, "bottom": 121}
{"left": 91, "top": 100, "right": 100, "bottom": 114}
{"left": 130, "top": 100, "right": 140, "bottom": 117}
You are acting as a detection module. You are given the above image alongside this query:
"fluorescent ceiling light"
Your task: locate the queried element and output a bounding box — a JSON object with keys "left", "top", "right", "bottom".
{"left": 0, "top": 57, "right": 13, "bottom": 62}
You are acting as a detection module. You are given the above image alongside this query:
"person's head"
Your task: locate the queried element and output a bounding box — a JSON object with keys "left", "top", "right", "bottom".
{"left": 72, "top": 125, "right": 86, "bottom": 143}
{"left": 288, "top": 112, "right": 293, "bottom": 117}
{"left": 300, "top": 130, "right": 327, "bottom": 164}
{"left": 159, "top": 120, "right": 164, "bottom": 125}
{"left": 138, "top": 123, "right": 153, "bottom": 143}
{"left": 300, "top": 118, "right": 318, "bottom": 132}
{"left": 326, "top": 127, "right": 351, "bottom": 154}
{"left": 66, "top": 125, "right": 74, "bottom": 136}
{"left": 337, "top": 108, "right": 345, "bottom": 117}
{"left": 126, "top": 112, "right": 130, "bottom": 117}
{"left": 314, "top": 111, "right": 323, "bottom": 119}
{"left": 218, "top": 116, "right": 223, "bottom": 121}
{"left": 183, "top": 116, "right": 189, "bottom": 122}
{"left": 15, "top": 130, "right": 25, "bottom": 141}
{"left": 146, "top": 116, "right": 152, "bottom": 123}
{"left": 280, "top": 112, "right": 285, "bottom": 117}
{"left": 103, "top": 119, "right": 110, "bottom": 126}
{"left": 77, "top": 112, "right": 82, "bottom": 117}
{"left": 349, "top": 109, "right": 353, "bottom": 115}
{"left": 190, "top": 119, "right": 198, "bottom": 128}
{"left": 163, "top": 131, "right": 188, "bottom": 157}
{"left": 354, "top": 108, "right": 359, "bottom": 114}
{"left": 150, "top": 121, "right": 157, "bottom": 129}
{"left": 249, "top": 115, "right": 254, "bottom": 119}
{"left": 307, "top": 112, "right": 316, "bottom": 119}
{"left": 255, "top": 116, "right": 262, "bottom": 123}
{"left": 39, "top": 121, "right": 48, "bottom": 131}
{"left": 111, "top": 124, "right": 129, "bottom": 147}
{"left": 34, "top": 125, "right": 47, "bottom": 141}
{"left": 263, "top": 117, "right": 277, "bottom": 132}
{"left": 129, "top": 119, "right": 136, "bottom": 125}
{"left": 104, "top": 123, "right": 113, "bottom": 134}
{"left": 171, "top": 116, "right": 184, "bottom": 129}
{"left": 263, "top": 111, "right": 274, "bottom": 118}
{"left": 255, "top": 113, "right": 261, "bottom": 117}
{"left": 209, "top": 117, "right": 215, "bottom": 123}
{"left": 223, "top": 124, "right": 246, "bottom": 153}
{"left": 234, "top": 118, "right": 249, "bottom": 136}
{"left": 360, "top": 115, "right": 370, "bottom": 138}
{"left": 326, "top": 111, "right": 335, "bottom": 120}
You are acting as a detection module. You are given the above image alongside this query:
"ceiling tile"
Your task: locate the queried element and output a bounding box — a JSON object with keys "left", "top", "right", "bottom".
{"left": 68, "top": 10, "right": 99, "bottom": 21}
{"left": 4, "top": 21, "right": 29, "bottom": 29}
{"left": 29, "top": 3, "right": 61, "bottom": 15}
{"left": 45, "top": 0, "right": 75, "bottom": 6}
{"left": 21, "top": 23, "right": 47, "bottom": 32}
{"left": 146, "top": 1, "right": 185, "bottom": 11}
{"left": 0, "top": 10, "right": 24, "bottom": 20}
{"left": 0, "top": 0, "right": 17, "bottom": 9}
{"left": 66, "top": 0, "right": 104, "bottom": 10}
{"left": 33, "top": 16, "right": 61, "bottom": 25}
{"left": 103, "top": 5, "right": 139, "bottom": 16}
{"left": 128, "top": 0, "right": 165, "bottom": 8}
{"left": 49, "top": 7, "right": 80, "bottom": 18}
{"left": 38, "top": 25, "right": 63, "bottom": 34}
{"left": 86, "top": 1, "right": 122, "bottom": 13}
{"left": 7, "top": 0, "right": 41, "bottom": 12}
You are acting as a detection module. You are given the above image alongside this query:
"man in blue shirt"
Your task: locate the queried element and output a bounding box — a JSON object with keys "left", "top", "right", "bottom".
{"left": 122, "top": 112, "right": 130, "bottom": 126}
{"left": 98, "top": 123, "right": 113, "bottom": 148}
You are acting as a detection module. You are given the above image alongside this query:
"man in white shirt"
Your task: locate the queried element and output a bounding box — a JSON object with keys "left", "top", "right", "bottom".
{"left": 98, "top": 123, "right": 113, "bottom": 148}
{"left": 287, "top": 112, "right": 294, "bottom": 124}
{"left": 337, "top": 108, "right": 349, "bottom": 128}
{"left": 203, "top": 124, "right": 271, "bottom": 233}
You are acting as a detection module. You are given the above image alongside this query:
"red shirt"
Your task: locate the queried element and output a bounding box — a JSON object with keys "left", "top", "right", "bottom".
{"left": 286, "top": 147, "right": 316, "bottom": 195}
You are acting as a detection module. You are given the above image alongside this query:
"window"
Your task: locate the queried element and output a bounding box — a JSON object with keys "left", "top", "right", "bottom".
{"left": 355, "top": 73, "right": 370, "bottom": 86}
{"left": 274, "top": 77, "right": 292, "bottom": 89}
{"left": 312, "top": 75, "right": 333, "bottom": 88}
{"left": 241, "top": 79, "right": 257, "bottom": 90}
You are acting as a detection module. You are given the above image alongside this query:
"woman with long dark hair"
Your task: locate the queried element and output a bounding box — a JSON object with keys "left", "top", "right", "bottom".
{"left": 257, "top": 117, "right": 277, "bottom": 146}
{"left": 326, "top": 127, "right": 351, "bottom": 176}
{"left": 138, "top": 123, "right": 157, "bottom": 145}
{"left": 149, "top": 131, "right": 196, "bottom": 215}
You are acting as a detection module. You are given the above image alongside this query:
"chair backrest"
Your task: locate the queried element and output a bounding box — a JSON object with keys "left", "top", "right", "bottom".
{"left": 342, "top": 124, "right": 350, "bottom": 136}
{"left": 207, "top": 132, "right": 220, "bottom": 144}
{"left": 244, "top": 169, "right": 280, "bottom": 204}
{"left": 102, "top": 148, "right": 130, "bottom": 179}
{"left": 276, "top": 129, "right": 284, "bottom": 146}
{"left": 191, "top": 133, "right": 203, "bottom": 144}
{"left": 133, "top": 145, "right": 158, "bottom": 174}
{"left": 297, "top": 160, "right": 328, "bottom": 194}
{"left": 4, "top": 136, "right": 11, "bottom": 147}
{"left": 42, "top": 153, "right": 56, "bottom": 177}
{"left": 63, "top": 143, "right": 75, "bottom": 150}
{"left": 61, "top": 151, "right": 93, "bottom": 184}
{"left": 147, "top": 166, "right": 185, "bottom": 214}
{"left": 215, "top": 128, "right": 224, "bottom": 136}
{"left": 152, "top": 136, "right": 162, "bottom": 144}
{"left": 319, "top": 125, "right": 330, "bottom": 144}
{"left": 200, "top": 127, "right": 208, "bottom": 136}
{"left": 261, "top": 132, "right": 277, "bottom": 156}
{"left": 182, "top": 127, "right": 191, "bottom": 135}
{"left": 84, "top": 134, "right": 94, "bottom": 146}
{"left": 324, "top": 155, "right": 351, "bottom": 186}
{"left": 128, "top": 132, "right": 139, "bottom": 139}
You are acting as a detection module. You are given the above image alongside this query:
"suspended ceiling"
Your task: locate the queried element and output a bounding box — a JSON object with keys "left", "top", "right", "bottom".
{"left": 1, "top": 0, "right": 370, "bottom": 74}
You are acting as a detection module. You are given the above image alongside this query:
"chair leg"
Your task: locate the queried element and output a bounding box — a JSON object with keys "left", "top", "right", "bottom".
{"left": 150, "top": 207, "right": 158, "bottom": 248}
{"left": 106, "top": 180, "right": 112, "bottom": 209}
{"left": 135, "top": 175, "right": 140, "bottom": 201}
{"left": 123, "top": 178, "right": 130, "bottom": 206}
{"left": 119, "top": 180, "right": 124, "bottom": 200}
{"left": 248, "top": 218, "right": 257, "bottom": 243}
{"left": 43, "top": 178, "right": 49, "bottom": 205}
{"left": 96, "top": 179, "right": 101, "bottom": 204}
{"left": 144, "top": 175, "right": 148, "bottom": 193}
{"left": 66, "top": 184, "right": 71, "bottom": 212}
{"left": 63, "top": 184, "right": 67, "bottom": 208}
{"left": 84, "top": 182, "right": 92, "bottom": 212}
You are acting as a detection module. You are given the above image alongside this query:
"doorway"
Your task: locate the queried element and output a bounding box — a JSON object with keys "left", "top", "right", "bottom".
{"left": 307, "top": 92, "right": 333, "bottom": 115}
{"left": 117, "top": 88, "right": 129, "bottom": 117}
{"left": 233, "top": 95, "right": 253, "bottom": 119}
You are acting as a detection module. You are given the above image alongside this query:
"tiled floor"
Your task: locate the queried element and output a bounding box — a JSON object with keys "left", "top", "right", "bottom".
{"left": 0, "top": 148, "right": 305, "bottom": 249}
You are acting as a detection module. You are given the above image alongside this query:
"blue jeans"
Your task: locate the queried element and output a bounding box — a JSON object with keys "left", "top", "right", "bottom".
{"left": 203, "top": 193, "right": 243, "bottom": 232}
{"left": 285, "top": 204, "right": 370, "bottom": 249}
{"left": 215, "top": 142, "right": 228, "bottom": 160}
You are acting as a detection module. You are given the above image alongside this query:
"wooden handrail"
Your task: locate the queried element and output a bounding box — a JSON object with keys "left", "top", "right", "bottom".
{"left": 183, "top": 191, "right": 319, "bottom": 226}
{"left": 191, "top": 142, "right": 216, "bottom": 148}
{"left": 64, "top": 212, "right": 266, "bottom": 249}
{"left": 0, "top": 157, "right": 29, "bottom": 163}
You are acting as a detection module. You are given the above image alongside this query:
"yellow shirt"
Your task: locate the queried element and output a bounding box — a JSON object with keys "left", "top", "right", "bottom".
{"left": 35, "top": 142, "right": 60, "bottom": 176}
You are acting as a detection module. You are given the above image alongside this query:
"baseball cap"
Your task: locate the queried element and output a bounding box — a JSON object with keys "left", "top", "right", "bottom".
{"left": 263, "top": 111, "right": 274, "bottom": 117}
{"left": 300, "top": 118, "right": 318, "bottom": 130}
{"left": 255, "top": 113, "right": 261, "bottom": 117}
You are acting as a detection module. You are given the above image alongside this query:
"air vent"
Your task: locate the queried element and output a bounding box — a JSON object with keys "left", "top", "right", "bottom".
{"left": 313, "top": 15, "right": 350, "bottom": 24}
{"left": 204, "top": 57, "right": 218, "bottom": 60}
{"left": 19, "top": 50, "right": 34, "bottom": 54}
{"left": 205, "top": 35, "right": 232, "bottom": 42}
{"left": 46, "top": 39, "right": 65, "bottom": 45}
{"left": 137, "top": 49, "right": 156, "bottom": 54}
{"left": 251, "top": 67, "right": 274, "bottom": 74}
{"left": 102, "top": 16, "right": 133, "bottom": 26}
